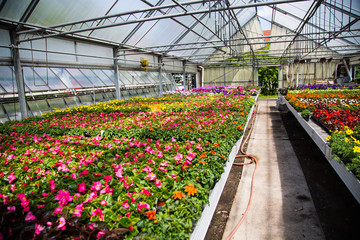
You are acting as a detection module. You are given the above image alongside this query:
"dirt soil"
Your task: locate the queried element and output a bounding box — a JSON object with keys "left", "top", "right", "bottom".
{"left": 204, "top": 107, "right": 360, "bottom": 240}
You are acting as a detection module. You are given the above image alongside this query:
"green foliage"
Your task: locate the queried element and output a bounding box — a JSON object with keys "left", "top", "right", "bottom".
{"left": 258, "top": 67, "right": 278, "bottom": 95}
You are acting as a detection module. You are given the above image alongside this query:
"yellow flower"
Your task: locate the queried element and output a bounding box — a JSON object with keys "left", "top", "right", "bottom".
{"left": 354, "top": 146, "right": 360, "bottom": 154}
{"left": 346, "top": 129, "right": 354, "bottom": 135}
{"left": 326, "top": 135, "right": 331, "bottom": 142}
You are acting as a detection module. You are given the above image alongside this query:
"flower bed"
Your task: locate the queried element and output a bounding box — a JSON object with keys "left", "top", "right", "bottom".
{"left": 282, "top": 86, "right": 360, "bottom": 179}
{"left": 0, "top": 91, "right": 255, "bottom": 239}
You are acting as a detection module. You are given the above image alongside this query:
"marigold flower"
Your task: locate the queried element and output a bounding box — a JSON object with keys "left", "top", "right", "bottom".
{"left": 145, "top": 210, "right": 156, "bottom": 220}
{"left": 172, "top": 191, "right": 185, "bottom": 200}
{"left": 185, "top": 184, "right": 198, "bottom": 196}
{"left": 199, "top": 152, "right": 207, "bottom": 159}
{"left": 237, "top": 125, "right": 243, "bottom": 131}
{"left": 213, "top": 143, "right": 220, "bottom": 147}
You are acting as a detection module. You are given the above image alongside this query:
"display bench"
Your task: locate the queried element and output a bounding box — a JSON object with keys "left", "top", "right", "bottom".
{"left": 278, "top": 95, "right": 360, "bottom": 204}
{"left": 190, "top": 95, "right": 258, "bottom": 240}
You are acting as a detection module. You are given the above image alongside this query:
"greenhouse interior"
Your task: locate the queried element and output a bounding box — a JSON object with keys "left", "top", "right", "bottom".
{"left": 0, "top": 0, "right": 359, "bottom": 239}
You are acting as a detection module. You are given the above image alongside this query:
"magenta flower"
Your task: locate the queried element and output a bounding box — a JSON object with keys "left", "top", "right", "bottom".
{"left": 78, "top": 182, "right": 86, "bottom": 193}
{"left": 54, "top": 190, "right": 72, "bottom": 206}
{"left": 79, "top": 170, "right": 89, "bottom": 177}
{"left": 140, "top": 188, "right": 153, "bottom": 196}
{"left": 73, "top": 204, "right": 84, "bottom": 217}
{"left": 142, "top": 166, "right": 152, "bottom": 173}
{"left": 154, "top": 180, "right": 162, "bottom": 188}
{"left": 97, "top": 231, "right": 106, "bottom": 239}
{"left": 7, "top": 206, "right": 15, "bottom": 213}
{"left": 186, "top": 152, "right": 196, "bottom": 161}
{"left": 34, "top": 223, "right": 44, "bottom": 235}
{"left": 160, "top": 161, "right": 169, "bottom": 167}
{"left": 145, "top": 172, "right": 156, "bottom": 181}
{"left": 100, "top": 186, "right": 113, "bottom": 195}
{"left": 171, "top": 174, "right": 177, "bottom": 179}
{"left": 174, "top": 152, "right": 183, "bottom": 161}
{"left": 25, "top": 211, "right": 36, "bottom": 222}
{"left": 171, "top": 137, "right": 176, "bottom": 142}
{"left": 53, "top": 207, "right": 63, "bottom": 216}
{"left": 137, "top": 202, "right": 150, "bottom": 212}
{"left": 196, "top": 144, "right": 202, "bottom": 151}
{"left": 100, "top": 200, "right": 107, "bottom": 206}
{"left": 90, "top": 181, "right": 102, "bottom": 192}
{"left": 122, "top": 200, "right": 130, "bottom": 209}
{"left": 157, "top": 151, "right": 163, "bottom": 158}
{"left": 8, "top": 172, "right": 16, "bottom": 184}
{"left": 17, "top": 193, "right": 27, "bottom": 202}
{"left": 57, "top": 217, "right": 66, "bottom": 230}
{"left": 90, "top": 208, "right": 104, "bottom": 220}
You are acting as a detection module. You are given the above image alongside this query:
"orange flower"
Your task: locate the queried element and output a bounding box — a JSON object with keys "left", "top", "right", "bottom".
{"left": 199, "top": 152, "right": 207, "bottom": 159}
{"left": 213, "top": 143, "right": 220, "bottom": 147}
{"left": 145, "top": 210, "right": 156, "bottom": 220}
{"left": 237, "top": 125, "right": 243, "bottom": 131}
{"left": 185, "top": 184, "right": 198, "bottom": 196}
{"left": 149, "top": 127, "right": 154, "bottom": 131}
{"left": 220, "top": 155, "right": 225, "bottom": 159}
{"left": 233, "top": 121, "right": 238, "bottom": 124}
{"left": 199, "top": 160, "right": 208, "bottom": 165}
{"left": 220, "top": 134, "right": 226, "bottom": 138}
{"left": 172, "top": 191, "right": 185, "bottom": 200}
{"left": 210, "top": 150, "right": 216, "bottom": 155}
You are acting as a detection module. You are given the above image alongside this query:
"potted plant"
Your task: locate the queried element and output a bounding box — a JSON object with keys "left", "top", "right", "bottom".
{"left": 301, "top": 109, "right": 311, "bottom": 121}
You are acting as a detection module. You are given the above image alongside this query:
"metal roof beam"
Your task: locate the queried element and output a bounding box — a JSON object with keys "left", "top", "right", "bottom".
{"left": 17, "top": 0, "right": 310, "bottom": 42}
{"left": 322, "top": 1, "right": 360, "bottom": 19}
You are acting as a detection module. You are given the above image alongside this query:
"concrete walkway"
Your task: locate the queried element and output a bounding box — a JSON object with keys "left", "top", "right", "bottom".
{"left": 222, "top": 99, "right": 325, "bottom": 240}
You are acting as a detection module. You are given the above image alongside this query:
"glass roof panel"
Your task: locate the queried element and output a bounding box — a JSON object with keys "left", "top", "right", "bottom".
{"left": 51, "top": 68, "right": 82, "bottom": 88}
{"left": 66, "top": 69, "right": 93, "bottom": 88}
{"left": 35, "top": 68, "right": 67, "bottom": 90}
{"left": 23, "top": 67, "right": 51, "bottom": 92}
{"left": 27, "top": 0, "right": 115, "bottom": 26}
{"left": 0, "top": 0, "right": 31, "bottom": 21}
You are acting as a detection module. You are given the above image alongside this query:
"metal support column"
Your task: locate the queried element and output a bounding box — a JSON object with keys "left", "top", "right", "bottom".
{"left": 182, "top": 60, "right": 187, "bottom": 90}
{"left": 10, "top": 31, "right": 28, "bottom": 119}
{"left": 158, "top": 56, "right": 163, "bottom": 97}
{"left": 113, "top": 48, "right": 121, "bottom": 100}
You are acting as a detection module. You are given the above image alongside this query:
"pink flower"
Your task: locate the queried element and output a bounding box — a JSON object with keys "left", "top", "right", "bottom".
{"left": 97, "top": 231, "right": 106, "bottom": 238}
{"left": 54, "top": 190, "right": 72, "bottom": 206}
{"left": 90, "top": 181, "right": 102, "bottom": 191}
{"left": 34, "top": 223, "right": 44, "bottom": 235}
{"left": 78, "top": 182, "right": 86, "bottom": 193}
{"left": 25, "top": 211, "right": 36, "bottom": 222}
{"left": 171, "top": 174, "right": 177, "bottom": 180}
{"left": 8, "top": 172, "right": 16, "bottom": 184}
{"left": 42, "top": 193, "right": 48, "bottom": 198}
{"left": 53, "top": 207, "right": 63, "bottom": 216}
{"left": 142, "top": 166, "right": 152, "bottom": 173}
{"left": 174, "top": 152, "right": 183, "bottom": 161}
{"left": 73, "top": 204, "right": 84, "bottom": 217}
{"left": 122, "top": 200, "right": 130, "bottom": 209}
{"left": 196, "top": 144, "right": 202, "bottom": 151}
{"left": 157, "top": 151, "right": 163, "bottom": 158}
{"left": 100, "top": 200, "right": 107, "bottom": 206}
{"left": 186, "top": 152, "right": 196, "bottom": 161}
{"left": 154, "top": 180, "right": 162, "bottom": 188}
{"left": 140, "top": 188, "right": 153, "bottom": 196}
{"left": 171, "top": 137, "right": 176, "bottom": 142}
{"left": 79, "top": 170, "right": 89, "bottom": 177}
{"left": 145, "top": 172, "right": 156, "bottom": 181}
{"left": 7, "top": 206, "right": 15, "bottom": 213}
{"left": 137, "top": 202, "right": 150, "bottom": 212}
{"left": 90, "top": 208, "right": 104, "bottom": 220}
{"left": 10, "top": 184, "right": 16, "bottom": 191}
{"left": 160, "top": 161, "right": 169, "bottom": 167}
{"left": 57, "top": 217, "right": 66, "bottom": 230}
{"left": 147, "top": 158, "right": 155, "bottom": 164}
{"left": 17, "top": 193, "right": 27, "bottom": 202}
{"left": 100, "top": 186, "right": 113, "bottom": 195}
{"left": 71, "top": 173, "right": 77, "bottom": 179}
